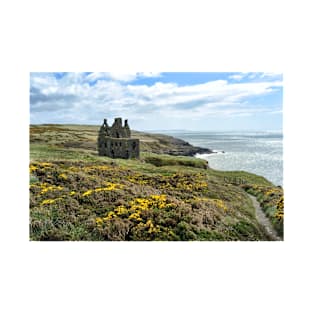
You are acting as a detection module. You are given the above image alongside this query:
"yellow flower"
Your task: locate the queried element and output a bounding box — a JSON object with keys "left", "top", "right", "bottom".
{"left": 41, "top": 199, "right": 56, "bottom": 205}
{"left": 146, "top": 219, "right": 153, "bottom": 227}
{"left": 29, "top": 165, "right": 37, "bottom": 173}
{"left": 95, "top": 187, "right": 105, "bottom": 192}
{"left": 40, "top": 198, "right": 62, "bottom": 205}
{"left": 150, "top": 194, "right": 166, "bottom": 202}
{"left": 68, "top": 166, "right": 79, "bottom": 172}
{"left": 82, "top": 190, "right": 93, "bottom": 197}
{"left": 94, "top": 182, "right": 123, "bottom": 192}
{"left": 114, "top": 205, "right": 128, "bottom": 215}
{"left": 58, "top": 173, "right": 68, "bottom": 180}
{"left": 103, "top": 211, "right": 116, "bottom": 221}
{"left": 69, "top": 191, "right": 76, "bottom": 196}
{"left": 38, "top": 162, "right": 53, "bottom": 167}
{"left": 95, "top": 217, "right": 104, "bottom": 226}
{"left": 40, "top": 185, "right": 63, "bottom": 195}
{"left": 129, "top": 212, "right": 142, "bottom": 221}
{"left": 146, "top": 219, "right": 160, "bottom": 234}
{"left": 208, "top": 199, "right": 228, "bottom": 211}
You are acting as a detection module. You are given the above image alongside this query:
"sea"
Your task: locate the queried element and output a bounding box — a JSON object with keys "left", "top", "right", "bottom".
{"left": 161, "top": 131, "right": 283, "bottom": 186}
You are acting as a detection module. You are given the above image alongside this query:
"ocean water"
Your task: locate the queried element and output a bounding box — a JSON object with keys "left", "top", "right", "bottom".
{"left": 163, "top": 131, "right": 283, "bottom": 186}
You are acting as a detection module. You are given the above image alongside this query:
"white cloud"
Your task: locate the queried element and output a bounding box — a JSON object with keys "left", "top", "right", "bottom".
{"left": 138, "top": 72, "right": 161, "bottom": 78}
{"left": 86, "top": 72, "right": 161, "bottom": 82}
{"left": 268, "top": 109, "right": 283, "bottom": 114}
{"left": 229, "top": 73, "right": 246, "bottom": 80}
{"left": 30, "top": 72, "right": 282, "bottom": 127}
{"left": 260, "top": 72, "right": 283, "bottom": 80}
{"left": 229, "top": 72, "right": 283, "bottom": 82}
{"left": 86, "top": 72, "right": 137, "bottom": 82}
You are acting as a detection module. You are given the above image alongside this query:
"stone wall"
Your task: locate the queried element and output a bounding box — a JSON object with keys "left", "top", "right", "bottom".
{"left": 98, "top": 138, "right": 139, "bottom": 159}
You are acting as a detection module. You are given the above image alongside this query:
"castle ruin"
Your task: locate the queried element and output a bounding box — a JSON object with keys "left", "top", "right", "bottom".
{"left": 97, "top": 117, "right": 140, "bottom": 159}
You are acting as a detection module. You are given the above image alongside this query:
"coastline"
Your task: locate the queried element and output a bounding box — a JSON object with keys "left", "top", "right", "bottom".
{"left": 182, "top": 131, "right": 283, "bottom": 187}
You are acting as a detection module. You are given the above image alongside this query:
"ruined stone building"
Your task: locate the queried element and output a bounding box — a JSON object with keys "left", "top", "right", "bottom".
{"left": 97, "top": 117, "right": 140, "bottom": 159}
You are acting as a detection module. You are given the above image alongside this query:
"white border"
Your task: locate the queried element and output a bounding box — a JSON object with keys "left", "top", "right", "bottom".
{"left": 1, "top": 1, "right": 312, "bottom": 312}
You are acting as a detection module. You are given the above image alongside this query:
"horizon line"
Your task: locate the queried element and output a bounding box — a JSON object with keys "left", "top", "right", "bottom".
{"left": 29, "top": 123, "right": 282, "bottom": 133}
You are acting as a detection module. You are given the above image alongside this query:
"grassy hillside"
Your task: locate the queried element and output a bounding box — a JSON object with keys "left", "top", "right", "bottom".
{"left": 29, "top": 124, "right": 283, "bottom": 241}
{"left": 30, "top": 124, "right": 212, "bottom": 156}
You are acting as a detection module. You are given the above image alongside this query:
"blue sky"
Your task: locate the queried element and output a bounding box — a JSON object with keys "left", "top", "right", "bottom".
{"left": 30, "top": 72, "right": 282, "bottom": 131}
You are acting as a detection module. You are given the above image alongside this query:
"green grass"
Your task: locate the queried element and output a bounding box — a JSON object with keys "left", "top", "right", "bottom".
{"left": 142, "top": 153, "right": 208, "bottom": 169}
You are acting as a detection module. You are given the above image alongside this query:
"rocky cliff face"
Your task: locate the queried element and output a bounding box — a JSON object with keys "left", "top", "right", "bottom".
{"left": 131, "top": 131, "right": 213, "bottom": 156}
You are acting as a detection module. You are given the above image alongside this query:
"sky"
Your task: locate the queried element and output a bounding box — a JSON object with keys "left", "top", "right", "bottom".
{"left": 30, "top": 72, "right": 283, "bottom": 131}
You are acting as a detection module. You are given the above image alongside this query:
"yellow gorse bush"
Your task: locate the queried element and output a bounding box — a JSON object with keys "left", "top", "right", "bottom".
{"left": 39, "top": 162, "right": 53, "bottom": 167}
{"left": 114, "top": 205, "right": 128, "bottom": 216}
{"left": 29, "top": 165, "right": 37, "bottom": 173}
{"left": 30, "top": 162, "right": 54, "bottom": 172}
{"left": 264, "top": 187, "right": 281, "bottom": 196}
{"left": 95, "top": 211, "right": 117, "bottom": 226}
{"left": 29, "top": 159, "right": 281, "bottom": 241}
{"left": 41, "top": 198, "right": 62, "bottom": 205}
{"left": 40, "top": 185, "right": 63, "bottom": 194}
{"left": 129, "top": 212, "right": 142, "bottom": 221}
{"left": 68, "top": 166, "right": 80, "bottom": 172}
{"left": 150, "top": 194, "right": 167, "bottom": 201}
{"left": 146, "top": 219, "right": 160, "bottom": 234}
{"left": 82, "top": 190, "right": 93, "bottom": 197}
{"left": 83, "top": 165, "right": 110, "bottom": 173}
{"left": 275, "top": 196, "right": 284, "bottom": 221}
{"left": 95, "top": 194, "right": 172, "bottom": 227}
{"left": 58, "top": 173, "right": 68, "bottom": 180}
{"left": 126, "top": 172, "right": 209, "bottom": 192}
{"left": 211, "top": 199, "right": 228, "bottom": 211}
{"left": 129, "top": 194, "right": 169, "bottom": 212}
{"left": 82, "top": 182, "right": 123, "bottom": 197}
{"left": 194, "top": 197, "right": 229, "bottom": 212}
{"left": 127, "top": 173, "right": 150, "bottom": 185}
{"left": 103, "top": 211, "right": 116, "bottom": 221}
